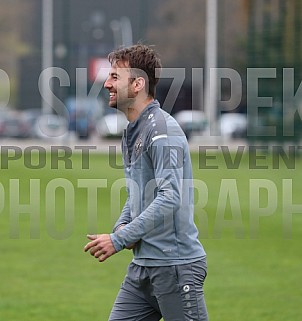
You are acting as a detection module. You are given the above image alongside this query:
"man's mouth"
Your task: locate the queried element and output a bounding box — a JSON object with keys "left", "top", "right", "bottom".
{"left": 109, "top": 92, "right": 116, "bottom": 100}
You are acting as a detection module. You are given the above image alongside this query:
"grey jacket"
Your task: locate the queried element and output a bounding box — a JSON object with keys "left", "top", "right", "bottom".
{"left": 110, "top": 100, "right": 206, "bottom": 266}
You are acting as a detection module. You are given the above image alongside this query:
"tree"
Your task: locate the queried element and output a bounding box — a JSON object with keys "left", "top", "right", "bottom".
{"left": 0, "top": 0, "right": 34, "bottom": 106}
{"left": 245, "top": 0, "right": 302, "bottom": 144}
{"left": 147, "top": 0, "right": 206, "bottom": 69}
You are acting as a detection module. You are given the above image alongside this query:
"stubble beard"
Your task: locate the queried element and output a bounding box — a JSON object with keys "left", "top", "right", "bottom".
{"left": 110, "top": 88, "right": 136, "bottom": 113}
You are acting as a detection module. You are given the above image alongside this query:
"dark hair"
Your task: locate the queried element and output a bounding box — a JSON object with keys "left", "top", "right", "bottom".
{"left": 108, "top": 44, "right": 162, "bottom": 98}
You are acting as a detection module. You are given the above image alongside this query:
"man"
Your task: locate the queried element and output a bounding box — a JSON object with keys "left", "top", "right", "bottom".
{"left": 84, "top": 44, "right": 208, "bottom": 321}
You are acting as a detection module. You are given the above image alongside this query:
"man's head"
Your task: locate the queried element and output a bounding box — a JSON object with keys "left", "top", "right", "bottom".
{"left": 107, "top": 44, "right": 162, "bottom": 98}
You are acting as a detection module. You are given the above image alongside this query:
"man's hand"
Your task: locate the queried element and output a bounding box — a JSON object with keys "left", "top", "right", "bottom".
{"left": 84, "top": 234, "right": 116, "bottom": 262}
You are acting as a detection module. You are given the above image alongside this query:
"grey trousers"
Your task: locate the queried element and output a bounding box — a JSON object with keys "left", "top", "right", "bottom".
{"left": 108, "top": 259, "right": 208, "bottom": 321}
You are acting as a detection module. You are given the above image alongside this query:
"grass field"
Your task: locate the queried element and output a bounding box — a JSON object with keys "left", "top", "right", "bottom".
{"left": 0, "top": 148, "right": 301, "bottom": 320}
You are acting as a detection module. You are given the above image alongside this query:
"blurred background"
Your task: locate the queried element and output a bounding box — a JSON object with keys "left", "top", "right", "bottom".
{"left": 1, "top": 2, "right": 302, "bottom": 321}
{"left": 0, "top": 0, "right": 302, "bottom": 143}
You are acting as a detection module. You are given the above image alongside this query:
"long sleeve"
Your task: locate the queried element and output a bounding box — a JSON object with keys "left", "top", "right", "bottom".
{"left": 111, "top": 135, "right": 184, "bottom": 251}
{"left": 112, "top": 195, "right": 131, "bottom": 232}
{"left": 110, "top": 102, "right": 205, "bottom": 263}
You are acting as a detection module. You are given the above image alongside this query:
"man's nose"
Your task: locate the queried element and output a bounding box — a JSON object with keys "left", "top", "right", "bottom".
{"left": 104, "top": 78, "right": 112, "bottom": 89}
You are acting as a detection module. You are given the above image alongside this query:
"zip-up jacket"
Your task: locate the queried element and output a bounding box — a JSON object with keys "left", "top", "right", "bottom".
{"left": 110, "top": 100, "right": 206, "bottom": 266}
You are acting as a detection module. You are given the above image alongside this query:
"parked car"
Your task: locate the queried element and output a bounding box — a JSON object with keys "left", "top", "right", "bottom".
{"left": 33, "top": 114, "right": 68, "bottom": 139}
{"left": 22, "top": 108, "right": 43, "bottom": 138}
{"left": 219, "top": 113, "right": 247, "bottom": 139}
{"left": 65, "top": 97, "right": 104, "bottom": 139}
{"left": 0, "top": 110, "right": 31, "bottom": 138}
{"left": 173, "top": 110, "right": 208, "bottom": 139}
{"left": 96, "top": 108, "right": 128, "bottom": 138}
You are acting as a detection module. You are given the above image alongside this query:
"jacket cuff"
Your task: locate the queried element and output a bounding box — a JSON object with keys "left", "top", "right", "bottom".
{"left": 110, "top": 233, "right": 124, "bottom": 252}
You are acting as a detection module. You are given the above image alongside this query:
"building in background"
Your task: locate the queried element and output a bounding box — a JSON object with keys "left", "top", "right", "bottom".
{"left": 17, "top": 0, "right": 151, "bottom": 112}
{"left": 17, "top": 0, "right": 246, "bottom": 115}
{"left": 6, "top": 0, "right": 302, "bottom": 143}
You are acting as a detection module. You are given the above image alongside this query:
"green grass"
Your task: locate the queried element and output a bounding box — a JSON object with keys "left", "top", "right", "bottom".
{"left": 0, "top": 150, "right": 301, "bottom": 320}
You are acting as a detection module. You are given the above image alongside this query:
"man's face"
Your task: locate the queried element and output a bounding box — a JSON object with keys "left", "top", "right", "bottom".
{"left": 104, "top": 61, "right": 136, "bottom": 110}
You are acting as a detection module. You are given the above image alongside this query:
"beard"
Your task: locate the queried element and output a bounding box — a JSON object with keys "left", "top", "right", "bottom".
{"left": 109, "top": 86, "right": 136, "bottom": 112}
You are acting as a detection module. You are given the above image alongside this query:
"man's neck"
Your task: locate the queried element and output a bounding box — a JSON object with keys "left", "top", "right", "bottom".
{"left": 125, "top": 96, "right": 154, "bottom": 122}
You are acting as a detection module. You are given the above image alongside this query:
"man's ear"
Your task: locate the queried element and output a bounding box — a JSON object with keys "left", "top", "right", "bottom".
{"left": 133, "top": 77, "right": 146, "bottom": 93}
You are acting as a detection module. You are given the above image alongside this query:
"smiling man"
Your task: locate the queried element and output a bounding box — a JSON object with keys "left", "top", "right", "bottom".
{"left": 84, "top": 44, "right": 209, "bottom": 321}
